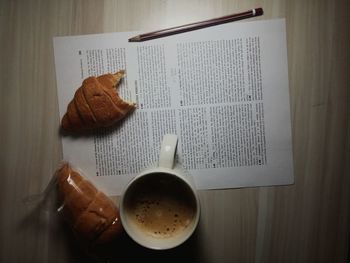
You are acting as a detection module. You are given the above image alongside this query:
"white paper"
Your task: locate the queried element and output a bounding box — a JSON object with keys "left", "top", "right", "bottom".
{"left": 53, "top": 19, "right": 293, "bottom": 195}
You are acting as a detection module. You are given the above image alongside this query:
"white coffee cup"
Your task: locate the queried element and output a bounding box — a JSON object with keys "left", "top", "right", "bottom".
{"left": 119, "top": 134, "right": 200, "bottom": 250}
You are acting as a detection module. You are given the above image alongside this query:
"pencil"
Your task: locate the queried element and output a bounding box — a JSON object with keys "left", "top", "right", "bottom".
{"left": 128, "top": 8, "right": 263, "bottom": 42}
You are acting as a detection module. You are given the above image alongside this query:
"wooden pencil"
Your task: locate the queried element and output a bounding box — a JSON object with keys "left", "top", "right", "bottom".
{"left": 129, "top": 8, "right": 263, "bottom": 42}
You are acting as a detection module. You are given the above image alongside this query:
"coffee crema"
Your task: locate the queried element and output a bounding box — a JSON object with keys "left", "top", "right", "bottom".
{"left": 124, "top": 173, "right": 197, "bottom": 238}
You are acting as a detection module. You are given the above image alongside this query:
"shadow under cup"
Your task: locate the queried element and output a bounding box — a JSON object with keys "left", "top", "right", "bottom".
{"left": 120, "top": 172, "right": 200, "bottom": 250}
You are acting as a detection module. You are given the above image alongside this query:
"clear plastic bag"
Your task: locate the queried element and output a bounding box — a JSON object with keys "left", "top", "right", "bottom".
{"left": 56, "top": 163, "right": 123, "bottom": 245}
{"left": 23, "top": 162, "right": 123, "bottom": 247}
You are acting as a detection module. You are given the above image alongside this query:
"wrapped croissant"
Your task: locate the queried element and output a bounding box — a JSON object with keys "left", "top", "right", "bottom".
{"left": 61, "top": 70, "right": 136, "bottom": 132}
{"left": 55, "top": 163, "right": 123, "bottom": 245}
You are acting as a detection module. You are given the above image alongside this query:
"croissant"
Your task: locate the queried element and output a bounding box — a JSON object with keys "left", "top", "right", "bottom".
{"left": 61, "top": 70, "right": 136, "bottom": 132}
{"left": 55, "top": 163, "right": 123, "bottom": 245}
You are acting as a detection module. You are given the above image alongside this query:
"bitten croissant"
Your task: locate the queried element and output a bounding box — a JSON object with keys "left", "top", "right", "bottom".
{"left": 55, "top": 163, "right": 123, "bottom": 245}
{"left": 61, "top": 70, "right": 135, "bottom": 132}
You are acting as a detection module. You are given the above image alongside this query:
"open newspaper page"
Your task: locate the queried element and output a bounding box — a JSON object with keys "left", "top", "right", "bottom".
{"left": 54, "top": 19, "right": 293, "bottom": 195}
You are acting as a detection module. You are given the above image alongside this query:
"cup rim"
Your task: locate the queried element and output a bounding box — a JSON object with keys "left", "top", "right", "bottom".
{"left": 119, "top": 168, "right": 200, "bottom": 250}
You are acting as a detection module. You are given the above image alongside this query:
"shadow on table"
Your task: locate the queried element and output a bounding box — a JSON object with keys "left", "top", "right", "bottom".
{"left": 85, "top": 228, "right": 202, "bottom": 263}
{"left": 18, "top": 202, "right": 201, "bottom": 263}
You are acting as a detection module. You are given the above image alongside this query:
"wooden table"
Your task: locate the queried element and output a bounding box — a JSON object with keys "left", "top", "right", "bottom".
{"left": 1, "top": 0, "right": 349, "bottom": 262}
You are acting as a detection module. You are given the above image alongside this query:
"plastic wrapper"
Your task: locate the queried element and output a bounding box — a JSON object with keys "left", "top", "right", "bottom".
{"left": 55, "top": 163, "right": 123, "bottom": 246}
{"left": 22, "top": 162, "right": 124, "bottom": 262}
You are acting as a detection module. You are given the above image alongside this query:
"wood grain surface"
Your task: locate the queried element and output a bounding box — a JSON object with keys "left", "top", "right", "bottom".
{"left": 0, "top": 0, "right": 349, "bottom": 262}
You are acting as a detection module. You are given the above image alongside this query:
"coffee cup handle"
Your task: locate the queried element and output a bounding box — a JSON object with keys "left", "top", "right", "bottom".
{"left": 159, "top": 134, "right": 178, "bottom": 169}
